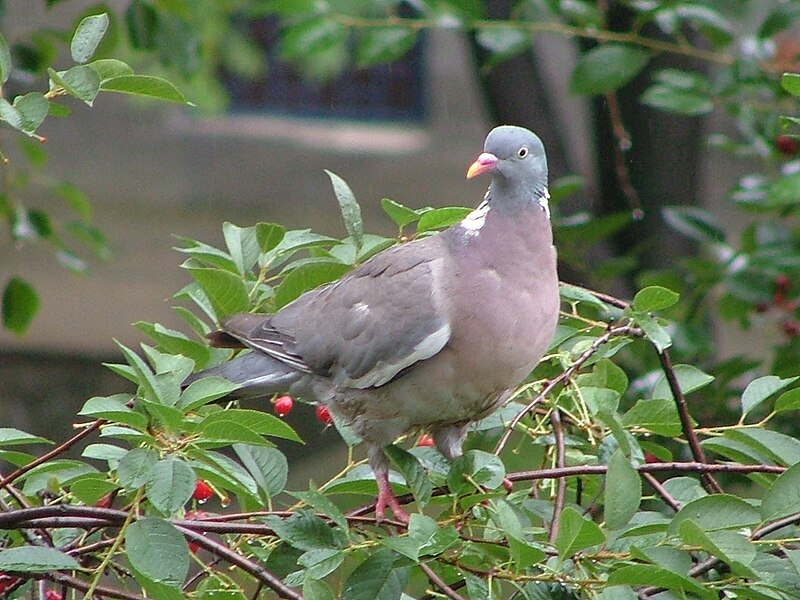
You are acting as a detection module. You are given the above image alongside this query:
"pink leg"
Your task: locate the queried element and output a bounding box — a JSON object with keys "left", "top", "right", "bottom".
{"left": 375, "top": 470, "right": 409, "bottom": 524}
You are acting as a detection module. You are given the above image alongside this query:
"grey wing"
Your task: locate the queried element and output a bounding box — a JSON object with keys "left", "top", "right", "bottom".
{"left": 221, "top": 240, "right": 452, "bottom": 389}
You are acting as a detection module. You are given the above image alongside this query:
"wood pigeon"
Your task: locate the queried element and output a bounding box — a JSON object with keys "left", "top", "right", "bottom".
{"left": 190, "top": 125, "right": 560, "bottom": 522}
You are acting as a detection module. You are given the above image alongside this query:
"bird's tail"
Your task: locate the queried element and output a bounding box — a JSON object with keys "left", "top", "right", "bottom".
{"left": 182, "top": 351, "right": 302, "bottom": 398}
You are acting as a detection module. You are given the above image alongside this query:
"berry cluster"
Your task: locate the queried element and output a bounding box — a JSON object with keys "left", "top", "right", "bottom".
{"left": 755, "top": 275, "right": 799, "bottom": 338}
{"left": 270, "top": 395, "right": 333, "bottom": 425}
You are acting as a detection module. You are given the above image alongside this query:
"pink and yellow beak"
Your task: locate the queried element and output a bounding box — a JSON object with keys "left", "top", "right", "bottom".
{"left": 466, "top": 152, "right": 499, "bottom": 179}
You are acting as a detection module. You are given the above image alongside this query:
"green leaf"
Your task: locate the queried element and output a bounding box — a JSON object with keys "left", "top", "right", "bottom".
{"left": 185, "top": 266, "right": 249, "bottom": 319}
{"left": 10, "top": 93, "right": 49, "bottom": 134}
{"left": 621, "top": 399, "right": 682, "bottom": 436}
{"left": 741, "top": 376, "right": 799, "bottom": 417}
{"left": 178, "top": 376, "right": 239, "bottom": 411}
{"left": 118, "top": 447, "right": 159, "bottom": 489}
{"left": 762, "top": 462, "right": 800, "bottom": 521}
{"left": 0, "top": 33, "right": 11, "bottom": 84}
{"left": 265, "top": 510, "right": 339, "bottom": 551}
{"left": 341, "top": 548, "right": 409, "bottom": 600}
{"left": 678, "top": 519, "right": 755, "bottom": 567}
{"left": 78, "top": 394, "right": 147, "bottom": 430}
{"left": 356, "top": 26, "right": 417, "bottom": 67}
{"left": 640, "top": 85, "right": 713, "bottom": 115}
{"left": 633, "top": 286, "right": 680, "bottom": 312}
{"left": 146, "top": 456, "right": 195, "bottom": 515}
{"left": 325, "top": 170, "right": 363, "bottom": 251}
{"left": 234, "top": 444, "right": 287, "bottom": 499}
{"left": 554, "top": 506, "right": 605, "bottom": 560}
{"left": 668, "top": 494, "right": 761, "bottom": 535}
{"left": 491, "top": 499, "right": 546, "bottom": 567}
{"left": 2, "top": 277, "right": 39, "bottom": 335}
{"left": 0, "top": 427, "right": 51, "bottom": 446}
{"left": 608, "top": 564, "right": 711, "bottom": 599}
{"left": 200, "top": 409, "right": 302, "bottom": 443}
{"left": 662, "top": 206, "right": 725, "bottom": 244}
{"left": 70, "top": 474, "right": 119, "bottom": 505}
{"left": 48, "top": 65, "right": 101, "bottom": 105}
{"left": 652, "top": 364, "right": 714, "bottom": 400}
{"left": 633, "top": 312, "right": 672, "bottom": 352}
{"left": 273, "top": 261, "right": 350, "bottom": 309}
{"left": 417, "top": 207, "right": 472, "bottom": 233}
{"left": 223, "top": 222, "right": 260, "bottom": 275}
{"left": 381, "top": 198, "right": 420, "bottom": 228}
{"left": 289, "top": 485, "right": 349, "bottom": 532}
{"left": 71, "top": 13, "right": 109, "bottom": 63}
{"left": 559, "top": 283, "right": 610, "bottom": 310}
{"left": 448, "top": 450, "right": 505, "bottom": 494}
{"left": 475, "top": 25, "right": 529, "bottom": 65}
{"left": 255, "top": 222, "right": 286, "bottom": 254}
{"left": 775, "top": 388, "right": 800, "bottom": 413}
{"left": 304, "top": 579, "right": 336, "bottom": 600}
{"left": 767, "top": 172, "right": 800, "bottom": 207}
{"left": 605, "top": 450, "right": 641, "bottom": 530}
{"left": 126, "top": 517, "right": 189, "bottom": 587}
{"left": 86, "top": 58, "right": 134, "bottom": 82}
{"left": 0, "top": 546, "right": 80, "bottom": 572}
{"left": 101, "top": 75, "right": 188, "bottom": 104}
{"left": 384, "top": 444, "right": 432, "bottom": 508}
{"left": 570, "top": 44, "right": 650, "bottom": 96}
{"left": 782, "top": 73, "right": 800, "bottom": 97}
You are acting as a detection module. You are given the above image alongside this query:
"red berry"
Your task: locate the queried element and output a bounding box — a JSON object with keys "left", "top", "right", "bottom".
{"left": 644, "top": 452, "right": 661, "bottom": 464}
{"left": 94, "top": 493, "right": 113, "bottom": 508}
{"left": 273, "top": 395, "right": 294, "bottom": 417}
{"left": 775, "top": 275, "right": 790, "bottom": 292}
{"left": 0, "top": 575, "right": 20, "bottom": 593}
{"left": 416, "top": 434, "right": 435, "bottom": 447}
{"left": 782, "top": 320, "right": 800, "bottom": 338}
{"left": 44, "top": 591, "right": 63, "bottom": 600}
{"left": 315, "top": 404, "right": 333, "bottom": 425}
{"left": 502, "top": 478, "right": 514, "bottom": 493}
{"left": 193, "top": 480, "right": 214, "bottom": 502}
{"left": 776, "top": 134, "right": 799, "bottom": 156}
{"left": 774, "top": 291, "right": 787, "bottom": 307}
{"left": 188, "top": 540, "right": 202, "bottom": 554}
{"left": 755, "top": 302, "right": 769, "bottom": 313}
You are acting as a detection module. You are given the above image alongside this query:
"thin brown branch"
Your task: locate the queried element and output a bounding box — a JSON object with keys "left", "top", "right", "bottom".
{"left": 657, "top": 348, "right": 723, "bottom": 493}
{"left": 495, "top": 323, "right": 640, "bottom": 455}
{"left": 419, "top": 562, "right": 467, "bottom": 600}
{"left": 606, "top": 92, "right": 644, "bottom": 218}
{"left": 510, "top": 461, "right": 784, "bottom": 482}
{"left": 42, "top": 572, "right": 147, "bottom": 600}
{"left": 549, "top": 410, "right": 566, "bottom": 544}
{"left": 0, "top": 418, "right": 107, "bottom": 490}
{"left": 641, "top": 472, "right": 681, "bottom": 512}
{"left": 332, "top": 14, "right": 735, "bottom": 65}
{"left": 177, "top": 525, "right": 303, "bottom": 600}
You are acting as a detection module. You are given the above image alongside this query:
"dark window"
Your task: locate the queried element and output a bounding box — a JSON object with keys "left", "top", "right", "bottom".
{"left": 223, "top": 17, "right": 426, "bottom": 122}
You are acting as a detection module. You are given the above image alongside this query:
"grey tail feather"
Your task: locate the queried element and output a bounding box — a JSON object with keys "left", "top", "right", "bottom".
{"left": 182, "top": 351, "right": 302, "bottom": 398}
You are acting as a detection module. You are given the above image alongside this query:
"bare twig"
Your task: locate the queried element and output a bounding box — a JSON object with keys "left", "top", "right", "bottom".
{"left": 641, "top": 472, "right": 681, "bottom": 512}
{"left": 419, "top": 562, "right": 468, "bottom": 600}
{"left": 606, "top": 92, "right": 644, "bottom": 218}
{"left": 42, "top": 572, "right": 147, "bottom": 600}
{"left": 495, "top": 323, "right": 641, "bottom": 456}
{"left": 549, "top": 410, "right": 566, "bottom": 543}
{"left": 657, "top": 348, "right": 723, "bottom": 493}
{"left": 0, "top": 417, "right": 106, "bottom": 490}
{"left": 509, "top": 461, "right": 784, "bottom": 482}
{"left": 177, "top": 525, "right": 303, "bottom": 600}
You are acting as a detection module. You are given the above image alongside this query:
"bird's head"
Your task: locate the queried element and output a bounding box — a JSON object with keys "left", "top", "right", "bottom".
{"left": 467, "top": 125, "right": 548, "bottom": 203}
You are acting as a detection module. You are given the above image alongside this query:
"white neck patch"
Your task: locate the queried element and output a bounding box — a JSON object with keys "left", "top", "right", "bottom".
{"left": 538, "top": 188, "right": 551, "bottom": 219}
{"left": 459, "top": 200, "right": 490, "bottom": 236}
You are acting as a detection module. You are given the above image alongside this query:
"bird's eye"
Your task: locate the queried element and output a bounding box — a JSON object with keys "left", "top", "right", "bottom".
{"left": 517, "top": 147, "right": 529, "bottom": 158}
